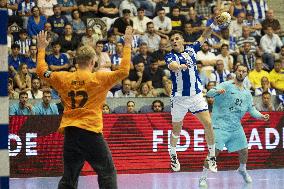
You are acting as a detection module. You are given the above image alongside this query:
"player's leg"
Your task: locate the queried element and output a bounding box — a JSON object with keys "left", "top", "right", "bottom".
{"left": 169, "top": 97, "right": 188, "bottom": 172}
{"left": 199, "top": 149, "right": 221, "bottom": 187}
{"left": 226, "top": 128, "right": 252, "bottom": 183}
{"left": 85, "top": 133, "right": 117, "bottom": 189}
{"left": 58, "top": 127, "right": 86, "bottom": 189}
{"left": 194, "top": 111, "right": 217, "bottom": 173}
{"left": 237, "top": 148, "right": 252, "bottom": 183}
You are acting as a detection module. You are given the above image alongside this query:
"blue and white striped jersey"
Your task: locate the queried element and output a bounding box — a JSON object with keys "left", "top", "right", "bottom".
{"left": 165, "top": 42, "right": 203, "bottom": 97}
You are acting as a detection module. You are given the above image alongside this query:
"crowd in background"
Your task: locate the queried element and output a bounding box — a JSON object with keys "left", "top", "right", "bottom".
{"left": 4, "top": 0, "right": 284, "bottom": 115}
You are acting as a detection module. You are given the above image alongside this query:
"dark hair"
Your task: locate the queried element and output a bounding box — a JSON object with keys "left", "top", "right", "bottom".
{"left": 53, "top": 4, "right": 61, "bottom": 10}
{"left": 31, "top": 6, "right": 39, "bottom": 13}
{"left": 127, "top": 100, "right": 135, "bottom": 106}
{"left": 11, "top": 43, "right": 20, "bottom": 49}
{"left": 171, "top": 6, "right": 180, "bottom": 11}
{"left": 19, "top": 91, "right": 28, "bottom": 97}
{"left": 156, "top": 7, "right": 165, "bottom": 13}
{"left": 122, "top": 9, "right": 131, "bottom": 14}
{"left": 262, "top": 91, "right": 271, "bottom": 96}
{"left": 137, "top": 7, "right": 144, "bottom": 12}
{"left": 96, "top": 40, "right": 104, "bottom": 46}
{"left": 169, "top": 30, "right": 184, "bottom": 38}
{"left": 146, "top": 22, "right": 154, "bottom": 27}
{"left": 235, "top": 64, "right": 248, "bottom": 72}
{"left": 152, "top": 100, "right": 164, "bottom": 111}
{"left": 221, "top": 43, "right": 229, "bottom": 49}
{"left": 43, "top": 89, "right": 51, "bottom": 95}
{"left": 197, "top": 60, "right": 202, "bottom": 65}
{"left": 51, "top": 41, "right": 61, "bottom": 47}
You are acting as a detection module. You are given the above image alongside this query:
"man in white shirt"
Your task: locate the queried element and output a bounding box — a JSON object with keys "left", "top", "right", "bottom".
{"left": 27, "top": 77, "right": 43, "bottom": 99}
{"left": 260, "top": 26, "right": 283, "bottom": 70}
{"left": 141, "top": 22, "right": 161, "bottom": 53}
{"left": 197, "top": 41, "right": 217, "bottom": 77}
{"left": 119, "top": 0, "right": 137, "bottom": 17}
{"left": 132, "top": 7, "right": 152, "bottom": 35}
{"left": 114, "top": 78, "right": 136, "bottom": 97}
{"left": 229, "top": 12, "right": 246, "bottom": 38}
{"left": 216, "top": 44, "right": 234, "bottom": 72}
{"left": 153, "top": 8, "right": 172, "bottom": 35}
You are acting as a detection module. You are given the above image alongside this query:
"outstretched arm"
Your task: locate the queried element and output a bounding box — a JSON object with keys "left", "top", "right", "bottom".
{"left": 248, "top": 95, "right": 270, "bottom": 121}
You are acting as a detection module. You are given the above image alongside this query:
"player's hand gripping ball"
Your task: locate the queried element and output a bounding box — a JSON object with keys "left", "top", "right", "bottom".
{"left": 215, "top": 12, "right": 231, "bottom": 29}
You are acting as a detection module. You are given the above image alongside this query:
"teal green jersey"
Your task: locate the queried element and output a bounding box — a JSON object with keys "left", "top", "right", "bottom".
{"left": 207, "top": 81, "right": 262, "bottom": 131}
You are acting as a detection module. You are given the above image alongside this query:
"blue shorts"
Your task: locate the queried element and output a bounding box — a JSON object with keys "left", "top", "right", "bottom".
{"left": 214, "top": 127, "right": 248, "bottom": 153}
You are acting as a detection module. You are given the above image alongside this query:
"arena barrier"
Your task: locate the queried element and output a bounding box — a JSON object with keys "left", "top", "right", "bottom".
{"left": 9, "top": 112, "right": 284, "bottom": 177}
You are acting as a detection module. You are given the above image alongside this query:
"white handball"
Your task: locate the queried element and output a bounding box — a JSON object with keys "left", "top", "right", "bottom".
{"left": 217, "top": 12, "right": 231, "bottom": 29}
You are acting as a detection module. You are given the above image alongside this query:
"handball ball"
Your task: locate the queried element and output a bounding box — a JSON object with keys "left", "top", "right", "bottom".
{"left": 220, "top": 12, "right": 231, "bottom": 27}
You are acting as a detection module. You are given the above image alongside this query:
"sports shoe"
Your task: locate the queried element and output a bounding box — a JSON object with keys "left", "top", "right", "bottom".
{"left": 199, "top": 176, "right": 208, "bottom": 188}
{"left": 206, "top": 156, "right": 217, "bottom": 173}
{"left": 237, "top": 168, "right": 252, "bottom": 183}
{"left": 170, "top": 153, "right": 180, "bottom": 171}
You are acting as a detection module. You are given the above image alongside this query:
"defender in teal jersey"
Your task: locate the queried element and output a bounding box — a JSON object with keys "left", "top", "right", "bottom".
{"left": 199, "top": 65, "right": 269, "bottom": 187}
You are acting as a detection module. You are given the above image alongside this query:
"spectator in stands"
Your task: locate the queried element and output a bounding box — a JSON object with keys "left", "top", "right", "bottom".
{"left": 95, "top": 40, "right": 112, "bottom": 72}
{"left": 81, "top": 27, "right": 103, "bottom": 49}
{"left": 177, "top": 0, "right": 194, "bottom": 16}
{"left": 9, "top": 91, "right": 33, "bottom": 115}
{"left": 98, "top": 0, "right": 118, "bottom": 19}
{"left": 7, "top": 0, "right": 21, "bottom": 28}
{"left": 206, "top": 81, "right": 216, "bottom": 92}
{"left": 185, "top": 8, "right": 204, "bottom": 42}
{"left": 247, "top": 0, "right": 268, "bottom": 22}
{"left": 229, "top": 0, "right": 246, "bottom": 20}
{"left": 153, "top": 8, "right": 172, "bottom": 35}
{"left": 145, "top": 58, "right": 167, "bottom": 90}
{"left": 195, "top": 0, "right": 211, "bottom": 19}
{"left": 237, "top": 42, "right": 256, "bottom": 71}
{"left": 27, "top": 6, "right": 46, "bottom": 39}
{"left": 38, "top": 0, "right": 57, "bottom": 17}
{"left": 269, "top": 61, "right": 284, "bottom": 94}
{"left": 44, "top": 22, "right": 59, "bottom": 55}
{"left": 15, "top": 29, "right": 31, "bottom": 56}
{"left": 255, "top": 76, "right": 276, "bottom": 96}
{"left": 8, "top": 43, "right": 24, "bottom": 75}
{"left": 216, "top": 44, "right": 234, "bottom": 72}
{"left": 114, "top": 78, "right": 136, "bottom": 97}
{"left": 255, "top": 91, "right": 275, "bottom": 111}
{"left": 111, "top": 41, "right": 124, "bottom": 71}
{"left": 277, "top": 46, "right": 284, "bottom": 61}
{"left": 159, "top": 79, "right": 172, "bottom": 97}
{"left": 229, "top": 12, "right": 246, "bottom": 38}
{"left": 260, "top": 26, "right": 283, "bottom": 70}
{"left": 18, "top": 0, "right": 36, "bottom": 29}
{"left": 237, "top": 26, "right": 258, "bottom": 54}
{"left": 132, "top": 42, "right": 153, "bottom": 68}
{"left": 47, "top": 5, "right": 68, "bottom": 35}
{"left": 248, "top": 58, "right": 269, "bottom": 91}
{"left": 27, "top": 77, "right": 43, "bottom": 99}
{"left": 244, "top": 11, "right": 262, "bottom": 42}
{"left": 129, "top": 60, "right": 151, "bottom": 90}
{"left": 140, "top": 22, "right": 161, "bottom": 53}
{"left": 58, "top": 23, "right": 81, "bottom": 58}
{"left": 197, "top": 41, "right": 217, "bottom": 77}
{"left": 152, "top": 38, "right": 171, "bottom": 74}
{"left": 14, "top": 63, "right": 31, "bottom": 92}
{"left": 102, "top": 104, "right": 111, "bottom": 114}
{"left": 104, "top": 32, "right": 117, "bottom": 56}
{"left": 8, "top": 78, "right": 19, "bottom": 99}
{"left": 169, "top": 6, "right": 186, "bottom": 31}
{"left": 33, "top": 90, "right": 59, "bottom": 115}
{"left": 113, "top": 9, "right": 133, "bottom": 36}
{"left": 127, "top": 101, "right": 137, "bottom": 113}
{"left": 119, "top": 33, "right": 141, "bottom": 55}
{"left": 46, "top": 41, "right": 70, "bottom": 71}
{"left": 183, "top": 22, "right": 198, "bottom": 43}
{"left": 155, "top": 0, "right": 175, "bottom": 15}
{"left": 152, "top": 99, "right": 164, "bottom": 113}
{"left": 58, "top": 0, "right": 78, "bottom": 22}
{"left": 261, "top": 9, "right": 281, "bottom": 35}
{"left": 137, "top": 82, "right": 156, "bottom": 97}
{"left": 77, "top": 0, "right": 97, "bottom": 23}
{"left": 119, "top": 0, "right": 137, "bottom": 17}
{"left": 132, "top": 7, "right": 152, "bottom": 35}
{"left": 277, "top": 95, "right": 284, "bottom": 111}
{"left": 71, "top": 10, "right": 86, "bottom": 36}
{"left": 209, "top": 59, "right": 230, "bottom": 84}
{"left": 24, "top": 44, "right": 37, "bottom": 76}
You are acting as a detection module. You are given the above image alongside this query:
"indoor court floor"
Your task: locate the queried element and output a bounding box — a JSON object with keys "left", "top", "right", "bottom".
{"left": 10, "top": 168, "right": 284, "bottom": 189}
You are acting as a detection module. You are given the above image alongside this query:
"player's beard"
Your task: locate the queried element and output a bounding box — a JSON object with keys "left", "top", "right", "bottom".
{"left": 236, "top": 75, "right": 245, "bottom": 82}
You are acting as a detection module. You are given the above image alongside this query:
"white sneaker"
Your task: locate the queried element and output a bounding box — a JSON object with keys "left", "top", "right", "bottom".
{"left": 206, "top": 156, "right": 217, "bottom": 173}
{"left": 170, "top": 153, "right": 180, "bottom": 171}
{"left": 199, "top": 176, "right": 208, "bottom": 188}
{"left": 237, "top": 168, "right": 252, "bottom": 183}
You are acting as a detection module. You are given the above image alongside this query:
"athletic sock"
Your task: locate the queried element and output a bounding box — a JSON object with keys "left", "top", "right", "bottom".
{"left": 207, "top": 144, "right": 215, "bottom": 157}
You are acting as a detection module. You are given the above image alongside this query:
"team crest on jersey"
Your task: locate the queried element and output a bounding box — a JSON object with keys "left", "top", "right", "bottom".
{"left": 167, "top": 57, "right": 172, "bottom": 62}
{"left": 44, "top": 71, "right": 52, "bottom": 78}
